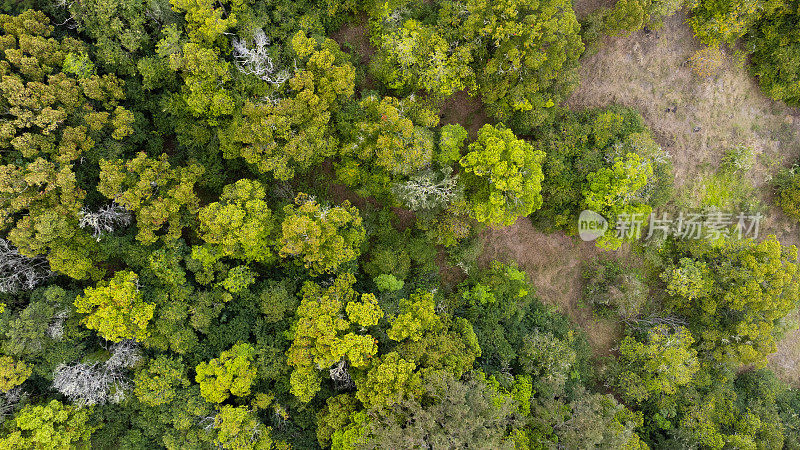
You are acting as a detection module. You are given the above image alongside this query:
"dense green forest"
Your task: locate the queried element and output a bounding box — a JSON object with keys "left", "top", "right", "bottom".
{"left": 1, "top": 0, "right": 800, "bottom": 448}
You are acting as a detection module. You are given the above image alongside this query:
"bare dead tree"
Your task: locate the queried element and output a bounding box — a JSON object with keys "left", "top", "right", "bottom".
{"left": 78, "top": 202, "right": 132, "bottom": 240}
{"left": 232, "top": 29, "right": 291, "bottom": 86}
{"left": 625, "top": 313, "right": 688, "bottom": 331}
{"left": 52, "top": 340, "right": 141, "bottom": 406}
{"left": 329, "top": 360, "right": 354, "bottom": 390}
{"left": 104, "top": 340, "right": 141, "bottom": 370}
{"left": 198, "top": 414, "right": 217, "bottom": 431}
{"left": 0, "top": 239, "right": 53, "bottom": 294}
{"left": 393, "top": 168, "right": 460, "bottom": 211}
{"left": 0, "top": 387, "right": 25, "bottom": 424}
{"left": 46, "top": 310, "right": 70, "bottom": 341}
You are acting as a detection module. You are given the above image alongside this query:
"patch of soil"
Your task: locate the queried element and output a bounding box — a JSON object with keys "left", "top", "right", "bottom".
{"left": 572, "top": 0, "right": 616, "bottom": 18}
{"left": 439, "top": 90, "right": 491, "bottom": 138}
{"left": 478, "top": 218, "right": 623, "bottom": 357}
{"left": 330, "top": 14, "right": 375, "bottom": 66}
{"left": 770, "top": 310, "right": 800, "bottom": 387}
{"left": 568, "top": 11, "right": 800, "bottom": 245}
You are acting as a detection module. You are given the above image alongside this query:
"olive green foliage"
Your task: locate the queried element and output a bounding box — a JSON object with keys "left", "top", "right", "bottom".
{"left": 370, "top": 0, "right": 583, "bottom": 131}
{"left": 370, "top": 17, "right": 474, "bottom": 98}
{"left": 0, "top": 400, "right": 94, "bottom": 449}
{"left": 746, "top": 1, "right": 800, "bottom": 105}
{"left": 0, "top": 355, "right": 31, "bottom": 391}
{"left": 534, "top": 108, "right": 669, "bottom": 247}
{"left": 459, "top": 124, "right": 546, "bottom": 227}
{"left": 662, "top": 236, "right": 799, "bottom": 367}
{"left": 196, "top": 343, "right": 258, "bottom": 403}
{"left": 553, "top": 392, "right": 647, "bottom": 449}
{"left": 355, "top": 371, "right": 520, "bottom": 449}
{"left": 585, "top": 0, "right": 685, "bottom": 44}
{"left": 583, "top": 257, "right": 648, "bottom": 319}
{"left": 388, "top": 291, "right": 481, "bottom": 377}
{"left": 74, "top": 270, "right": 155, "bottom": 342}
{"left": 221, "top": 31, "right": 355, "bottom": 180}
{"left": 774, "top": 165, "right": 800, "bottom": 222}
{"left": 98, "top": 152, "right": 204, "bottom": 244}
{"left": 457, "top": 261, "right": 590, "bottom": 395}
{"left": 279, "top": 193, "right": 366, "bottom": 274}
{"left": 67, "top": 0, "right": 156, "bottom": 76}
{"left": 615, "top": 325, "right": 700, "bottom": 403}
{"left": 214, "top": 405, "right": 276, "bottom": 449}
{"left": 133, "top": 355, "right": 190, "bottom": 407}
{"left": 0, "top": 10, "right": 134, "bottom": 280}
{"left": 337, "top": 95, "right": 439, "bottom": 200}
{"left": 1, "top": 4, "right": 798, "bottom": 450}
{"left": 286, "top": 273, "right": 379, "bottom": 402}
{"left": 688, "top": 0, "right": 783, "bottom": 46}
{"left": 673, "top": 372, "right": 789, "bottom": 449}
{"left": 198, "top": 179, "right": 275, "bottom": 264}
{"left": 584, "top": 152, "right": 653, "bottom": 250}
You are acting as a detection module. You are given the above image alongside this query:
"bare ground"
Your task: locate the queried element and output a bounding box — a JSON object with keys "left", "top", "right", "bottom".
{"left": 439, "top": 90, "right": 491, "bottom": 138}
{"left": 330, "top": 14, "right": 375, "bottom": 66}
{"left": 479, "top": 218, "right": 623, "bottom": 357}
{"left": 572, "top": 0, "right": 616, "bottom": 18}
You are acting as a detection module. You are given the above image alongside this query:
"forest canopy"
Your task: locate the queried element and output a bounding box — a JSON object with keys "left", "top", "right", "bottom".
{"left": 1, "top": 1, "right": 800, "bottom": 449}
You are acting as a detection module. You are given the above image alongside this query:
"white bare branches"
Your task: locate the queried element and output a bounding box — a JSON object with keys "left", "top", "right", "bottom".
{"left": 329, "top": 360, "right": 354, "bottom": 390}
{"left": 46, "top": 310, "right": 70, "bottom": 341}
{"left": 105, "top": 340, "right": 141, "bottom": 370}
{"left": 232, "top": 29, "right": 291, "bottom": 86}
{"left": 78, "top": 202, "right": 132, "bottom": 240}
{"left": 0, "top": 387, "right": 25, "bottom": 424}
{"left": 0, "top": 239, "right": 53, "bottom": 294}
{"left": 52, "top": 340, "right": 141, "bottom": 406}
{"left": 393, "top": 168, "right": 460, "bottom": 211}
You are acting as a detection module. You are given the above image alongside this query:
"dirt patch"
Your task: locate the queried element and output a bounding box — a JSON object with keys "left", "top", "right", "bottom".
{"left": 573, "top": 0, "right": 616, "bottom": 18}
{"left": 478, "top": 218, "right": 623, "bottom": 357}
{"left": 770, "top": 310, "right": 800, "bottom": 387}
{"left": 330, "top": 14, "right": 379, "bottom": 92}
{"left": 439, "top": 90, "right": 491, "bottom": 138}
{"left": 330, "top": 14, "right": 375, "bottom": 65}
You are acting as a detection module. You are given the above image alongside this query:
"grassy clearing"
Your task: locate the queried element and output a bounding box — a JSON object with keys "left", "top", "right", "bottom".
{"left": 478, "top": 219, "right": 623, "bottom": 358}
{"left": 568, "top": 10, "right": 800, "bottom": 384}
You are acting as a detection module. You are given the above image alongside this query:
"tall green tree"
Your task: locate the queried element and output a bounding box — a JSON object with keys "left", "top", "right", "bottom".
{"left": 614, "top": 325, "right": 700, "bottom": 403}
{"left": 746, "top": 0, "right": 800, "bottom": 106}
{"left": 98, "top": 152, "right": 204, "bottom": 244}
{"left": 337, "top": 95, "right": 439, "bottom": 200}
{"left": 279, "top": 193, "right": 366, "bottom": 275}
{"left": 443, "top": 0, "right": 584, "bottom": 131}
{"left": 198, "top": 179, "right": 276, "bottom": 264}
{"left": 286, "top": 273, "right": 380, "bottom": 402}
{"left": 74, "top": 270, "right": 155, "bottom": 342}
{"left": 459, "top": 124, "right": 545, "bottom": 227}
{"left": 0, "top": 400, "right": 95, "bottom": 449}
{"left": 220, "top": 31, "right": 355, "bottom": 180}
{"left": 196, "top": 343, "right": 258, "bottom": 404}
